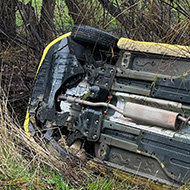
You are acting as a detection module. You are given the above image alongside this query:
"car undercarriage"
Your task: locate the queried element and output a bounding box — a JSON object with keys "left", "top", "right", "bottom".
{"left": 24, "top": 25, "right": 190, "bottom": 188}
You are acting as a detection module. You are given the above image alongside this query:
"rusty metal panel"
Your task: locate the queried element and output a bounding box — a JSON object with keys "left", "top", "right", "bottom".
{"left": 114, "top": 92, "right": 183, "bottom": 113}
{"left": 123, "top": 102, "right": 182, "bottom": 130}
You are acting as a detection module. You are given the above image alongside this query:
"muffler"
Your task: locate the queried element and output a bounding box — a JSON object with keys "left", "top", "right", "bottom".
{"left": 123, "top": 102, "right": 182, "bottom": 130}
{"left": 59, "top": 95, "right": 186, "bottom": 130}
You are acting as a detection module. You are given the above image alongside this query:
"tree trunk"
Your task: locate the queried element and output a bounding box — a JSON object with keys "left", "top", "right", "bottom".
{"left": 98, "top": 0, "right": 131, "bottom": 31}
{"left": 38, "top": 0, "right": 56, "bottom": 43}
{"left": 0, "top": 0, "right": 16, "bottom": 42}
{"left": 65, "top": 0, "right": 89, "bottom": 25}
{"left": 16, "top": 1, "right": 43, "bottom": 49}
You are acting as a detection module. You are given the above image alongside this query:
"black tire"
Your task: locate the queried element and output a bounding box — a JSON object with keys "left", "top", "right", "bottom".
{"left": 71, "top": 25, "right": 119, "bottom": 49}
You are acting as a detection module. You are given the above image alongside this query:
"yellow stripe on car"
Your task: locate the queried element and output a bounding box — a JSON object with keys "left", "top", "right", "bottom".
{"left": 118, "top": 37, "right": 190, "bottom": 58}
{"left": 24, "top": 32, "right": 71, "bottom": 136}
{"left": 35, "top": 32, "right": 71, "bottom": 78}
{"left": 24, "top": 98, "right": 31, "bottom": 136}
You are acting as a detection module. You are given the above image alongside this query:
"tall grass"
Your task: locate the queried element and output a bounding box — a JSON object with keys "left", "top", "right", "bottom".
{"left": 0, "top": 83, "right": 72, "bottom": 189}
{"left": 0, "top": 73, "right": 139, "bottom": 189}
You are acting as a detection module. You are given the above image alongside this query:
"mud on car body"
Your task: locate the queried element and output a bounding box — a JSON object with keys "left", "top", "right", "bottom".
{"left": 24, "top": 25, "right": 190, "bottom": 188}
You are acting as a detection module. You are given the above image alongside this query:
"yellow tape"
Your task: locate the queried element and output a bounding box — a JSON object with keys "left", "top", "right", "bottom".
{"left": 24, "top": 32, "right": 71, "bottom": 136}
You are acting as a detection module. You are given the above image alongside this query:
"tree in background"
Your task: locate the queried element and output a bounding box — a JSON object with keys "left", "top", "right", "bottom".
{"left": 38, "top": 0, "right": 56, "bottom": 43}
{"left": 0, "top": 0, "right": 16, "bottom": 43}
{"left": 1, "top": 0, "right": 190, "bottom": 48}
{"left": 65, "top": 0, "right": 87, "bottom": 25}
{"left": 0, "top": 0, "right": 56, "bottom": 49}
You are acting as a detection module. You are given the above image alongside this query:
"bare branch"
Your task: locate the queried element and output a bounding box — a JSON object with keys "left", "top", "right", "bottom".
{"left": 98, "top": 0, "right": 131, "bottom": 29}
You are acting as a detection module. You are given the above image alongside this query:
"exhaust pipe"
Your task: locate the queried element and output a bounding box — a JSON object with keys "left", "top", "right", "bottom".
{"left": 58, "top": 95, "right": 188, "bottom": 130}
{"left": 123, "top": 102, "right": 182, "bottom": 130}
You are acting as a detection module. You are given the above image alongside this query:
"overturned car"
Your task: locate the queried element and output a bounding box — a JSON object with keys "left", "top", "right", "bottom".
{"left": 24, "top": 25, "right": 190, "bottom": 188}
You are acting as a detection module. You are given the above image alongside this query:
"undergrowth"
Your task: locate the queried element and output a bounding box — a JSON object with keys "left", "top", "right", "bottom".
{"left": 0, "top": 72, "right": 141, "bottom": 189}
{"left": 0, "top": 87, "right": 70, "bottom": 189}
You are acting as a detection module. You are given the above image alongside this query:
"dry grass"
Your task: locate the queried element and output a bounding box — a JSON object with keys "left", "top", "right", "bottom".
{"left": 0, "top": 67, "right": 133, "bottom": 189}
{"left": 0, "top": 90, "right": 138, "bottom": 190}
{"left": 0, "top": 56, "right": 142, "bottom": 189}
{"left": 0, "top": 72, "right": 85, "bottom": 189}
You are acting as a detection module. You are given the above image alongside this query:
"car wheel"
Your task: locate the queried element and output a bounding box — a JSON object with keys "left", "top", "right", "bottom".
{"left": 71, "top": 25, "right": 119, "bottom": 50}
